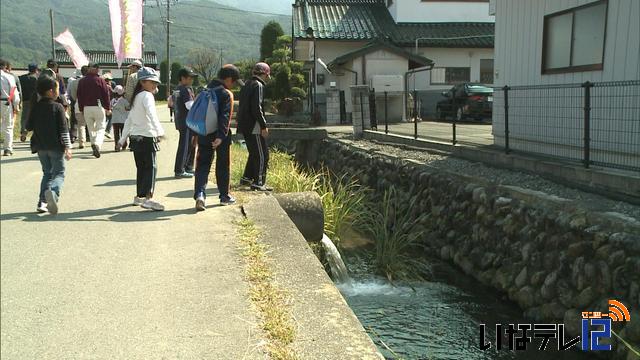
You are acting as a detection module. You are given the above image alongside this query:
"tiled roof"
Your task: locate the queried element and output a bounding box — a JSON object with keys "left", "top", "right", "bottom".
{"left": 293, "top": 0, "right": 494, "bottom": 48}
{"left": 394, "top": 22, "right": 494, "bottom": 47}
{"left": 54, "top": 50, "right": 158, "bottom": 67}
{"left": 327, "top": 41, "right": 433, "bottom": 69}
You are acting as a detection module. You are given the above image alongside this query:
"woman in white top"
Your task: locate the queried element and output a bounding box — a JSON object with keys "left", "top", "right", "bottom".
{"left": 119, "top": 67, "right": 165, "bottom": 211}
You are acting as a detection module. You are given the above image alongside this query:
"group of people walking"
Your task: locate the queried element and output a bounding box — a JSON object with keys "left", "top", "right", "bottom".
{"left": 0, "top": 57, "right": 273, "bottom": 215}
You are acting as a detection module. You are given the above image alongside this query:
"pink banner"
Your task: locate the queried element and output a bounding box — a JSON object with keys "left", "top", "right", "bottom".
{"left": 109, "top": 0, "right": 143, "bottom": 67}
{"left": 54, "top": 29, "right": 90, "bottom": 69}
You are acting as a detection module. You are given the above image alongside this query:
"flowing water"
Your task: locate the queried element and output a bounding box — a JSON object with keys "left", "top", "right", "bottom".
{"left": 320, "top": 234, "right": 352, "bottom": 284}
{"left": 323, "top": 249, "right": 595, "bottom": 360}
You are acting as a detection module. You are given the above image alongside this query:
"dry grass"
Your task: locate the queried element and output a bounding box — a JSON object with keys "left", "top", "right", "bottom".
{"left": 236, "top": 217, "right": 298, "bottom": 360}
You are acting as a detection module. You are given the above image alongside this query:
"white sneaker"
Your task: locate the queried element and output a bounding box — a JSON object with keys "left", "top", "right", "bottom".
{"left": 133, "top": 196, "right": 145, "bottom": 206}
{"left": 142, "top": 199, "right": 165, "bottom": 211}
{"left": 36, "top": 201, "right": 48, "bottom": 213}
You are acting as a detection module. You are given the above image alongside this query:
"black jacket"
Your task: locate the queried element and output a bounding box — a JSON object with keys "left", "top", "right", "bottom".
{"left": 236, "top": 77, "right": 267, "bottom": 135}
{"left": 26, "top": 98, "right": 70, "bottom": 153}
{"left": 18, "top": 73, "right": 37, "bottom": 102}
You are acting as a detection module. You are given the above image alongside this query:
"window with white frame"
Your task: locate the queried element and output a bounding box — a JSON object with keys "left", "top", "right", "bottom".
{"left": 431, "top": 67, "right": 471, "bottom": 85}
{"left": 542, "top": 0, "right": 607, "bottom": 74}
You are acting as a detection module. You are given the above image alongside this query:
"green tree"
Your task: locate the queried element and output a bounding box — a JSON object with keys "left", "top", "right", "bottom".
{"left": 260, "top": 21, "right": 284, "bottom": 61}
{"left": 160, "top": 60, "right": 169, "bottom": 84}
{"left": 170, "top": 62, "right": 182, "bottom": 85}
{"left": 273, "top": 63, "right": 291, "bottom": 99}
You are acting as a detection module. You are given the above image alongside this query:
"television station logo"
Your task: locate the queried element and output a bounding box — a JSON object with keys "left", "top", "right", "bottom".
{"left": 479, "top": 299, "right": 631, "bottom": 352}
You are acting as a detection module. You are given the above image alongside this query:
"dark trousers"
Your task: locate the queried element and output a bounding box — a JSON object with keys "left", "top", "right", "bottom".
{"left": 69, "top": 101, "right": 78, "bottom": 141}
{"left": 174, "top": 127, "right": 195, "bottom": 174}
{"left": 113, "top": 124, "right": 127, "bottom": 149}
{"left": 243, "top": 133, "right": 269, "bottom": 186}
{"left": 105, "top": 114, "right": 113, "bottom": 133}
{"left": 133, "top": 150, "right": 157, "bottom": 198}
{"left": 20, "top": 100, "right": 32, "bottom": 133}
{"left": 194, "top": 134, "right": 231, "bottom": 200}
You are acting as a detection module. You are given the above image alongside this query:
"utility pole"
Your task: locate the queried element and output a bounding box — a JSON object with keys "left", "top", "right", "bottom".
{"left": 49, "top": 9, "right": 55, "bottom": 60}
{"left": 165, "top": 0, "right": 171, "bottom": 98}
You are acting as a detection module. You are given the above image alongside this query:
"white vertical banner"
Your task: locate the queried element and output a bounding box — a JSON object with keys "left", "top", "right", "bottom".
{"left": 109, "top": 0, "right": 144, "bottom": 67}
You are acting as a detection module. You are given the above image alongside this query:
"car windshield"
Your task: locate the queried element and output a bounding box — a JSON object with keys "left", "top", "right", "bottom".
{"left": 466, "top": 84, "right": 493, "bottom": 94}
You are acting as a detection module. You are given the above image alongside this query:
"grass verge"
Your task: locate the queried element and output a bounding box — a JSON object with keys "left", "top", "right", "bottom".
{"left": 236, "top": 216, "right": 298, "bottom": 360}
{"left": 227, "top": 144, "right": 367, "bottom": 246}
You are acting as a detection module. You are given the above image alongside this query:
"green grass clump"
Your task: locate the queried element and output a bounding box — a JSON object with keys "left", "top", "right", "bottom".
{"left": 228, "top": 144, "right": 367, "bottom": 245}
{"left": 359, "top": 186, "right": 430, "bottom": 282}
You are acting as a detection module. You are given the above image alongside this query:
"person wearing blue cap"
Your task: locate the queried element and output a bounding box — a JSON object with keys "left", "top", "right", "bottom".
{"left": 19, "top": 63, "right": 39, "bottom": 141}
{"left": 119, "top": 67, "right": 166, "bottom": 211}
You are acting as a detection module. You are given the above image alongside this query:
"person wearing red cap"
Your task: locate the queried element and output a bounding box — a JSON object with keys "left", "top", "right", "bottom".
{"left": 236, "top": 62, "right": 272, "bottom": 191}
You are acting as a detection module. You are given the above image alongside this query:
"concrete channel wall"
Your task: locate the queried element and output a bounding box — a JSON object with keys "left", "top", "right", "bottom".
{"left": 310, "top": 138, "right": 640, "bottom": 360}
{"left": 243, "top": 196, "right": 382, "bottom": 359}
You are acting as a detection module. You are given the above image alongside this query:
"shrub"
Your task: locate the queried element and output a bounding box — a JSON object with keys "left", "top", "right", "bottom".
{"left": 290, "top": 74, "right": 306, "bottom": 88}
{"left": 289, "top": 87, "right": 306, "bottom": 99}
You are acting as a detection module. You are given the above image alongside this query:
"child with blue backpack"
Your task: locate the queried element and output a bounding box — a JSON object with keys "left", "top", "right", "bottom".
{"left": 192, "top": 64, "right": 243, "bottom": 211}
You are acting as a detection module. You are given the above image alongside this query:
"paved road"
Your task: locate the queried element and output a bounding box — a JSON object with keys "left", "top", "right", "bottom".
{"left": 1, "top": 108, "right": 262, "bottom": 359}
{"left": 321, "top": 121, "right": 494, "bottom": 145}
{"left": 376, "top": 120, "right": 493, "bottom": 145}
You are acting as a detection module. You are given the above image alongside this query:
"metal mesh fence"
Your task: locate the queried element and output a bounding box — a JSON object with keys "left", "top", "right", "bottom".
{"left": 373, "top": 80, "right": 639, "bottom": 172}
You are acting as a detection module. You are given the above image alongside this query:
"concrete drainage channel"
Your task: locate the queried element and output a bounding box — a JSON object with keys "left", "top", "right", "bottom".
{"left": 308, "top": 137, "right": 639, "bottom": 360}
{"left": 249, "top": 129, "right": 638, "bottom": 359}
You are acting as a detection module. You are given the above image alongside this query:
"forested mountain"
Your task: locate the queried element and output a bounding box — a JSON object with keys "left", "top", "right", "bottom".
{"left": 0, "top": 0, "right": 291, "bottom": 67}
{"left": 210, "top": 0, "right": 293, "bottom": 15}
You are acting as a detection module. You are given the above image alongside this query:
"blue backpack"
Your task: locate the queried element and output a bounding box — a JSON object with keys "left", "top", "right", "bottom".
{"left": 186, "top": 86, "right": 223, "bottom": 136}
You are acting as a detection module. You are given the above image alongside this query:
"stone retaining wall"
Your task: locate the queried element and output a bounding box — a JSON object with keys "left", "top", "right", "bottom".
{"left": 313, "top": 138, "right": 640, "bottom": 359}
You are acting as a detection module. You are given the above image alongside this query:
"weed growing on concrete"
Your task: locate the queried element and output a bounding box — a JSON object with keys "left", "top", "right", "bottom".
{"left": 236, "top": 217, "right": 298, "bottom": 360}
{"left": 358, "top": 186, "right": 431, "bottom": 282}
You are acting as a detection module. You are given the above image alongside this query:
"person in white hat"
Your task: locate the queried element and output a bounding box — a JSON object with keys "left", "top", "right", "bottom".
{"left": 110, "top": 85, "right": 129, "bottom": 152}
{"left": 124, "top": 59, "right": 143, "bottom": 104}
{"left": 119, "top": 67, "right": 165, "bottom": 211}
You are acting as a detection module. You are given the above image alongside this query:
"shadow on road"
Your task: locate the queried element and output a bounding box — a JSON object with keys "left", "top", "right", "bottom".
{"left": 0, "top": 156, "right": 40, "bottom": 165}
{"left": 0, "top": 204, "right": 198, "bottom": 223}
{"left": 94, "top": 177, "right": 179, "bottom": 187}
{"left": 165, "top": 189, "right": 221, "bottom": 199}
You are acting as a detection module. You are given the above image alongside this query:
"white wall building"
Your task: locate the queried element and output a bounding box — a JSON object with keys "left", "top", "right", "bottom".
{"left": 491, "top": 0, "right": 639, "bottom": 171}
{"left": 292, "top": 0, "right": 495, "bottom": 123}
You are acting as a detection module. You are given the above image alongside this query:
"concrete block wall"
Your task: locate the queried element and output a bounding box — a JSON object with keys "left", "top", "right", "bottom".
{"left": 326, "top": 88, "right": 341, "bottom": 125}
{"left": 351, "top": 85, "right": 371, "bottom": 136}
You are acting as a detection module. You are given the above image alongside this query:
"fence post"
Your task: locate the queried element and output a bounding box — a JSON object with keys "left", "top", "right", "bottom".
{"left": 413, "top": 90, "right": 418, "bottom": 139}
{"left": 384, "top": 91, "right": 388, "bottom": 134}
{"left": 359, "top": 92, "right": 365, "bottom": 133}
{"left": 452, "top": 105, "right": 457, "bottom": 145}
{"left": 583, "top": 81, "right": 592, "bottom": 168}
{"left": 503, "top": 85, "right": 510, "bottom": 154}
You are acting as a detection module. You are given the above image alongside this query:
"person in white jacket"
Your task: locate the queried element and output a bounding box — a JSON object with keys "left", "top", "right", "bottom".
{"left": 1, "top": 59, "right": 21, "bottom": 156}
{"left": 119, "top": 67, "right": 165, "bottom": 211}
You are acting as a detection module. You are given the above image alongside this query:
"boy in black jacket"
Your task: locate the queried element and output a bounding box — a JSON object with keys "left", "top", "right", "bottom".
{"left": 236, "top": 62, "right": 272, "bottom": 191}
{"left": 25, "top": 75, "right": 72, "bottom": 215}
